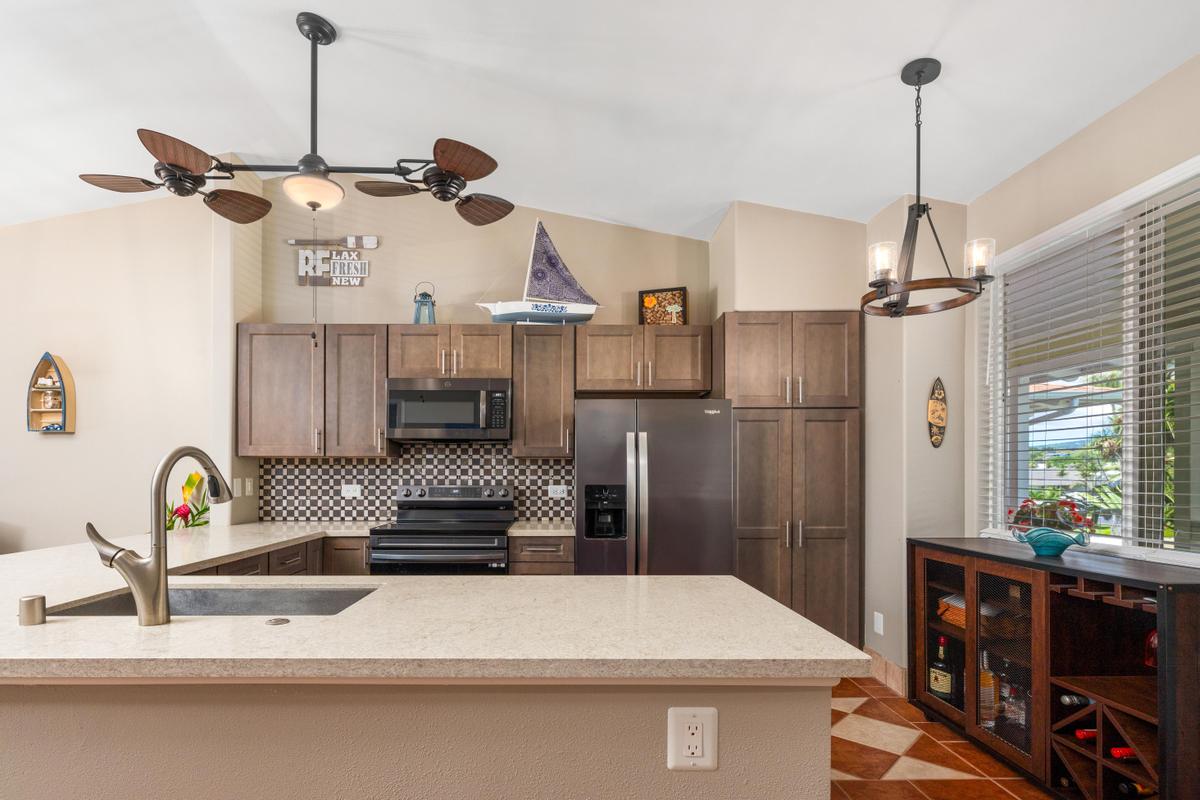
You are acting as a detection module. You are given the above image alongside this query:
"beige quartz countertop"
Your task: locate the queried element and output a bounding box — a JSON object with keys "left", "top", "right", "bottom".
{"left": 507, "top": 520, "right": 574, "bottom": 536}
{"left": 0, "top": 574, "right": 869, "bottom": 684}
{"left": 0, "top": 521, "right": 870, "bottom": 685}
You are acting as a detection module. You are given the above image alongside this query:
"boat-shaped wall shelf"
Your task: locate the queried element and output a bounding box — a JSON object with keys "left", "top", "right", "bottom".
{"left": 27, "top": 353, "right": 75, "bottom": 434}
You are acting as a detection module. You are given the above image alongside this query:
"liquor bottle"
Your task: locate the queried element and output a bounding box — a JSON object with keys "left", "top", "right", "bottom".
{"left": 978, "top": 651, "right": 997, "bottom": 729}
{"left": 996, "top": 659, "right": 1012, "bottom": 721}
{"left": 1110, "top": 746, "right": 1138, "bottom": 760}
{"left": 1117, "top": 781, "right": 1156, "bottom": 797}
{"left": 1060, "top": 693, "right": 1094, "bottom": 707}
{"left": 928, "top": 635, "right": 955, "bottom": 703}
{"left": 1073, "top": 728, "right": 1098, "bottom": 742}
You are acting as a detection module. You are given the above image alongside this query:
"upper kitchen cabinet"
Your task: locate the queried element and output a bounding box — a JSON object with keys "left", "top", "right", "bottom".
{"left": 387, "top": 324, "right": 512, "bottom": 379}
{"left": 576, "top": 324, "right": 711, "bottom": 393}
{"left": 714, "top": 311, "right": 861, "bottom": 408}
{"left": 512, "top": 326, "right": 574, "bottom": 457}
{"left": 575, "top": 325, "right": 643, "bottom": 391}
{"left": 792, "top": 312, "right": 861, "bottom": 408}
{"left": 643, "top": 325, "right": 711, "bottom": 392}
{"left": 238, "top": 324, "right": 325, "bottom": 457}
{"left": 387, "top": 324, "right": 450, "bottom": 377}
{"left": 451, "top": 324, "right": 512, "bottom": 378}
{"left": 325, "top": 324, "right": 391, "bottom": 457}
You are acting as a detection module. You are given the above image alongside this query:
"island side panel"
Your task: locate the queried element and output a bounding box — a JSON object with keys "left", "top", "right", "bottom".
{"left": 0, "top": 683, "right": 832, "bottom": 800}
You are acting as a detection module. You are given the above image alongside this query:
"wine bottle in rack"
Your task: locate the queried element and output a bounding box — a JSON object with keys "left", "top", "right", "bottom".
{"left": 1060, "top": 693, "right": 1093, "bottom": 707}
{"left": 928, "top": 635, "right": 955, "bottom": 703}
{"left": 1110, "top": 746, "right": 1138, "bottom": 761}
{"left": 1073, "top": 728, "right": 1097, "bottom": 741}
{"left": 1117, "top": 780, "right": 1156, "bottom": 797}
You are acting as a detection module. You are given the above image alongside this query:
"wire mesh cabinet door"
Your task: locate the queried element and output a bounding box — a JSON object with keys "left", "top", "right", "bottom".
{"left": 968, "top": 559, "right": 1048, "bottom": 781}
{"left": 913, "top": 547, "right": 973, "bottom": 727}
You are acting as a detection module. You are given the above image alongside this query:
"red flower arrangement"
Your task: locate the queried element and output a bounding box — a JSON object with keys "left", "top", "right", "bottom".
{"left": 1007, "top": 497, "right": 1096, "bottom": 534}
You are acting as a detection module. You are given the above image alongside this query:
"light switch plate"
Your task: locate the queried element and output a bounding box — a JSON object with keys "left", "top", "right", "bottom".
{"left": 873, "top": 611, "right": 885, "bottom": 636}
{"left": 341, "top": 484, "right": 362, "bottom": 499}
{"left": 232, "top": 479, "right": 243, "bottom": 498}
{"left": 667, "top": 707, "right": 717, "bottom": 770}
{"left": 547, "top": 485, "right": 569, "bottom": 498}
{"left": 243, "top": 477, "right": 254, "bottom": 496}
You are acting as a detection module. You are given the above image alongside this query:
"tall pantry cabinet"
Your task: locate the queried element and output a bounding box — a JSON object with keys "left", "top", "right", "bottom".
{"left": 714, "top": 311, "right": 864, "bottom": 645}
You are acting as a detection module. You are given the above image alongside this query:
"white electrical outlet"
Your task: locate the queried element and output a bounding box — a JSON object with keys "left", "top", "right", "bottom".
{"left": 340, "top": 484, "right": 362, "bottom": 499}
{"left": 547, "top": 485, "right": 569, "bottom": 498}
{"left": 232, "top": 479, "right": 243, "bottom": 498}
{"left": 243, "top": 477, "right": 254, "bottom": 495}
{"left": 873, "top": 611, "right": 885, "bottom": 636}
{"left": 667, "top": 707, "right": 717, "bottom": 770}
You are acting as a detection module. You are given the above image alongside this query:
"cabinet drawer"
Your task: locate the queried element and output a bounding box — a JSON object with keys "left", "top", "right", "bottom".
{"left": 508, "top": 536, "right": 574, "bottom": 563}
{"left": 510, "top": 562, "right": 575, "bottom": 575}
{"left": 268, "top": 543, "right": 308, "bottom": 575}
{"left": 216, "top": 553, "right": 269, "bottom": 576}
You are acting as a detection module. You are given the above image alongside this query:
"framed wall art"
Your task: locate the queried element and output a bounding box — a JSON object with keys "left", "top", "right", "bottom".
{"left": 638, "top": 286, "right": 688, "bottom": 325}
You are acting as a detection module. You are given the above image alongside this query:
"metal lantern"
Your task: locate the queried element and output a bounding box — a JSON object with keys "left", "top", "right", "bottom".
{"left": 412, "top": 281, "right": 437, "bottom": 324}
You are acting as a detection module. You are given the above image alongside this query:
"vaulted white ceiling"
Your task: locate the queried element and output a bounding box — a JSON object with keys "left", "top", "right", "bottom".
{"left": 4, "top": 1, "right": 1199, "bottom": 238}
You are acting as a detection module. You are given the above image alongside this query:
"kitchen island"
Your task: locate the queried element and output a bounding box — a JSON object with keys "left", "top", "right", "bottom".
{"left": 0, "top": 527, "right": 869, "bottom": 799}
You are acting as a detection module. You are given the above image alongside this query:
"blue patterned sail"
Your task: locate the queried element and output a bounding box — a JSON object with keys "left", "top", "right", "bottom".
{"left": 524, "top": 221, "right": 598, "bottom": 304}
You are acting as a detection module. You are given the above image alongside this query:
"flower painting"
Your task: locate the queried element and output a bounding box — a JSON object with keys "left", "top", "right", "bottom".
{"left": 164, "top": 471, "right": 212, "bottom": 530}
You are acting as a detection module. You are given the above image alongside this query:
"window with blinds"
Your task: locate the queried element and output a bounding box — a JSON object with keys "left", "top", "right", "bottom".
{"left": 978, "top": 175, "right": 1200, "bottom": 552}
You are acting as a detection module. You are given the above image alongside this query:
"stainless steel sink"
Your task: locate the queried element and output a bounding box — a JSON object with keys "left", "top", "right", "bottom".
{"left": 51, "top": 587, "right": 376, "bottom": 617}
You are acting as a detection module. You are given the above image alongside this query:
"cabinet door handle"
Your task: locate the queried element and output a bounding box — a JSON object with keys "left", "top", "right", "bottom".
{"left": 785, "top": 520, "right": 790, "bottom": 548}
{"left": 785, "top": 376, "right": 791, "bottom": 404}
{"left": 648, "top": 361, "right": 653, "bottom": 387}
{"left": 524, "top": 545, "right": 563, "bottom": 553}
{"left": 314, "top": 428, "right": 322, "bottom": 453}
{"left": 453, "top": 349, "right": 459, "bottom": 375}
{"left": 636, "top": 361, "right": 642, "bottom": 387}
{"left": 797, "top": 376, "right": 803, "bottom": 405}
{"left": 279, "top": 554, "right": 302, "bottom": 567}
{"left": 565, "top": 427, "right": 571, "bottom": 454}
{"left": 440, "top": 349, "right": 446, "bottom": 375}
{"left": 797, "top": 520, "right": 803, "bottom": 547}
{"left": 377, "top": 428, "right": 383, "bottom": 453}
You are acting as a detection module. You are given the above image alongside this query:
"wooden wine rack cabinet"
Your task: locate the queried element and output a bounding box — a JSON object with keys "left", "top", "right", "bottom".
{"left": 908, "top": 537, "right": 1200, "bottom": 800}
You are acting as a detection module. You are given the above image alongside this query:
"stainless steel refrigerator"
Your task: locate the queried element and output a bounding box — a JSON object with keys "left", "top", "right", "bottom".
{"left": 574, "top": 398, "right": 732, "bottom": 575}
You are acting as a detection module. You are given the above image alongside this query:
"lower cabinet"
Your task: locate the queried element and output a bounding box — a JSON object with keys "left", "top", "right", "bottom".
{"left": 267, "top": 543, "right": 307, "bottom": 575}
{"left": 216, "top": 553, "right": 269, "bottom": 576}
{"left": 508, "top": 535, "right": 575, "bottom": 575}
{"left": 732, "top": 407, "right": 862, "bottom": 645}
{"left": 323, "top": 537, "right": 370, "bottom": 575}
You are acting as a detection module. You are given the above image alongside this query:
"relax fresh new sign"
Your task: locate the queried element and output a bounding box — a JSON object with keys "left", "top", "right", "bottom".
{"left": 291, "top": 235, "right": 378, "bottom": 287}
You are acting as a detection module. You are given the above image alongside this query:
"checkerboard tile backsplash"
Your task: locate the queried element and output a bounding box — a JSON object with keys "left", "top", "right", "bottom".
{"left": 258, "top": 443, "right": 573, "bottom": 521}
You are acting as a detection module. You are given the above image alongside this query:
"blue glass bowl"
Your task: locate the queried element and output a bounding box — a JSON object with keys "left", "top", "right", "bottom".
{"left": 1011, "top": 527, "right": 1089, "bottom": 557}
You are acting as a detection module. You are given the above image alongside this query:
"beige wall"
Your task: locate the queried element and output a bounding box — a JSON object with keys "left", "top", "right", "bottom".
{"left": 707, "top": 203, "right": 736, "bottom": 321}
{"left": 731, "top": 201, "right": 865, "bottom": 311}
{"left": 963, "top": 54, "right": 1200, "bottom": 535}
{"left": 1, "top": 684, "right": 830, "bottom": 800}
{"left": 260, "top": 176, "right": 710, "bottom": 326}
{"left": 0, "top": 200, "right": 218, "bottom": 552}
{"left": 861, "top": 196, "right": 967, "bottom": 667}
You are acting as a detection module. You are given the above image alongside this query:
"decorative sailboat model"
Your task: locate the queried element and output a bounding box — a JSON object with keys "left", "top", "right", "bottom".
{"left": 477, "top": 220, "right": 599, "bottom": 324}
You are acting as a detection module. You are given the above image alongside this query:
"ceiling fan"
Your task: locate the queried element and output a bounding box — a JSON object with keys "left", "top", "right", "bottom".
{"left": 79, "top": 12, "right": 514, "bottom": 227}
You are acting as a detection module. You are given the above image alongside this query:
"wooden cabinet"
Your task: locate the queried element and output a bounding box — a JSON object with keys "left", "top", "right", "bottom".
{"left": 267, "top": 543, "right": 308, "bottom": 575}
{"left": 643, "top": 325, "right": 711, "bottom": 391}
{"left": 732, "top": 409, "right": 791, "bottom": 605}
{"left": 306, "top": 539, "right": 323, "bottom": 575}
{"left": 216, "top": 553, "right": 269, "bottom": 576}
{"left": 732, "top": 408, "right": 862, "bottom": 644}
{"left": 387, "top": 324, "right": 511, "bottom": 378}
{"left": 508, "top": 535, "right": 575, "bottom": 574}
{"left": 512, "top": 326, "right": 574, "bottom": 457}
{"left": 716, "top": 311, "right": 860, "bottom": 407}
{"left": 325, "top": 324, "right": 390, "bottom": 457}
{"left": 387, "top": 324, "right": 449, "bottom": 377}
{"left": 323, "top": 537, "right": 369, "bottom": 575}
{"left": 237, "top": 324, "right": 324, "bottom": 456}
{"left": 576, "top": 325, "right": 643, "bottom": 391}
{"left": 576, "top": 324, "right": 711, "bottom": 392}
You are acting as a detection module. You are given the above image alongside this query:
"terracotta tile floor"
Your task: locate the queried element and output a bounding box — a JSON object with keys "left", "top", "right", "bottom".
{"left": 829, "top": 678, "right": 1055, "bottom": 799}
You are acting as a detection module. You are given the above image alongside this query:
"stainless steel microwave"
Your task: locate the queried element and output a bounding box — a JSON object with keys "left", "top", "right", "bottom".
{"left": 386, "top": 378, "right": 511, "bottom": 441}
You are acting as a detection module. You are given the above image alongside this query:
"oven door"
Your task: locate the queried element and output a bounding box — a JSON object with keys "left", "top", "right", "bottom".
{"left": 386, "top": 379, "right": 510, "bottom": 441}
{"left": 368, "top": 533, "right": 508, "bottom": 575}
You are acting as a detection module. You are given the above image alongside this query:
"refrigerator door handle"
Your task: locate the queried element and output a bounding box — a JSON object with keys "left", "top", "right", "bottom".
{"left": 625, "top": 432, "right": 637, "bottom": 575}
{"left": 637, "top": 431, "right": 649, "bottom": 575}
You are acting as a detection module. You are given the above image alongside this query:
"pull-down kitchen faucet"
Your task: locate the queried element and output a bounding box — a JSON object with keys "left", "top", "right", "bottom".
{"left": 85, "top": 446, "right": 233, "bottom": 626}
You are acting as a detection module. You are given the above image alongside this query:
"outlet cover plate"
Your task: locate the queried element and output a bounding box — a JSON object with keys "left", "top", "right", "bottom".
{"left": 340, "top": 484, "right": 363, "bottom": 499}
{"left": 873, "top": 611, "right": 884, "bottom": 636}
{"left": 667, "top": 707, "right": 717, "bottom": 770}
{"left": 547, "top": 485, "right": 569, "bottom": 498}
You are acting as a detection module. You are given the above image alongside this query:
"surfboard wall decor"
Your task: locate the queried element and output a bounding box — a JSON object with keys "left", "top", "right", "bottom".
{"left": 928, "top": 377, "right": 947, "bottom": 448}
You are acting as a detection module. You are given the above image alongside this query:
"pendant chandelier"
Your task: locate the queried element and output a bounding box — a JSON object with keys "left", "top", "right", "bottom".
{"left": 861, "top": 58, "right": 995, "bottom": 318}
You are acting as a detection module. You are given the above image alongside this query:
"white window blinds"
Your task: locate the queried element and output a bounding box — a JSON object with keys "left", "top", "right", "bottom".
{"left": 979, "top": 175, "right": 1200, "bottom": 551}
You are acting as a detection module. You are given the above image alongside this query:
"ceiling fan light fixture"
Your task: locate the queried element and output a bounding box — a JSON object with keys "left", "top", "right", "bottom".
{"left": 283, "top": 156, "right": 344, "bottom": 211}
